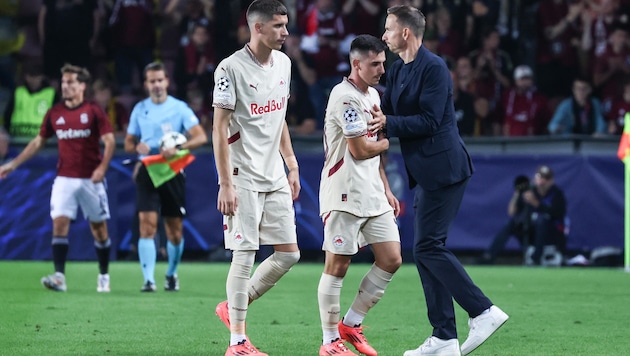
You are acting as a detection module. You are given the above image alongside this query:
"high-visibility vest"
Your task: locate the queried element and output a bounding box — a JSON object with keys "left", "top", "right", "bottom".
{"left": 9, "top": 86, "right": 55, "bottom": 138}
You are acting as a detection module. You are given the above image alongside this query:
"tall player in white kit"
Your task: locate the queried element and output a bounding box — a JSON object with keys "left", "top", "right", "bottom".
{"left": 0, "top": 64, "right": 116, "bottom": 293}
{"left": 211, "top": 1, "right": 301, "bottom": 355}
{"left": 317, "top": 35, "right": 402, "bottom": 356}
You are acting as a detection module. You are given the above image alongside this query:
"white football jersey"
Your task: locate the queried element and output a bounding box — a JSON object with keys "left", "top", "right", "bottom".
{"left": 212, "top": 45, "right": 292, "bottom": 192}
{"left": 319, "top": 78, "right": 392, "bottom": 217}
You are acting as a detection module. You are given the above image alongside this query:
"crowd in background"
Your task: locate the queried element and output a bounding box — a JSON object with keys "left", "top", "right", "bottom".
{"left": 1, "top": 0, "right": 630, "bottom": 141}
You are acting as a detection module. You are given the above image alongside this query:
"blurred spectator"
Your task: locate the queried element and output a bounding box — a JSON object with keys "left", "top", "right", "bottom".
{"left": 454, "top": 55, "right": 476, "bottom": 94}
{"left": 172, "top": 0, "right": 213, "bottom": 47}
{"left": 468, "top": 0, "right": 500, "bottom": 51}
{"left": 454, "top": 55, "right": 492, "bottom": 136}
{"left": 496, "top": 65, "right": 550, "bottom": 136}
{"left": 536, "top": 0, "right": 582, "bottom": 103}
{"left": 606, "top": 80, "right": 630, "bottom": 134}
{"left": 212, "top": 0, "right": 243, "bottom": 61}
{"left": 469, "top": 28, "right": 513, "bottom": 133}
{"left": 422, "top": 29, "right": 439, "bottom": 54}
{"left": 38, "top": 0, "right": 100, "bottom": 85}
{"left": 340, "top": 0, "right": 382, "bottom": 38}
{"left": 581, "top": 0, "right": 623, "bottom": 60}
{"left": 92, "top": 79, "right": 129, "bottom": 136}
{"left": 0, "top": 2, "right": 21, "bottom": 92}
{"left": 433, "top": 6, "right": 464, "bottom": 64}
{"left": 420, "top": 0, "right": 472, "bottom": 49}
{"left": 548, "top": 76, "right": 607, "bottom": 135}
{"left": 174, "top": 21, "right": 215, "bottom": 100}
{"left": 592, "top": 23, "right": 630, "bottom": 113}
{"left": 284, "top": 33, "right": 317, "bottom": 135}
{"left": 299, "top": 0, "right": 354, "bottom": 124}
{"left": 186, "top": 88, "right": 211, "bottom": 134}
{"left": 3, "top": 62, "right": 56, "bottom": 139}
{"left": 496, "top": 0, "right": 538, "bottom": 64}
{"left": 236, "top": 2, "right": 252, "bottom": 47}
{"left": 0, "top": 126, "right": 16, "bottom": 163}
{"left": 108, "top": 0, "right": 155, "bottom": 94}
{"left": 451, "top": 68, "right": 476, "bottom": 137}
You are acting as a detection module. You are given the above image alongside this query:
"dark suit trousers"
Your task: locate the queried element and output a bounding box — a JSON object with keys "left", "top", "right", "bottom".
{"left": 413, "top": 178, "right": 492, "bottom": 339}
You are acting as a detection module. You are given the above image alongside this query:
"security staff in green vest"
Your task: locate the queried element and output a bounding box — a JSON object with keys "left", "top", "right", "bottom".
{"left": 3, "top": 63, "right": 56, "bottom": 138}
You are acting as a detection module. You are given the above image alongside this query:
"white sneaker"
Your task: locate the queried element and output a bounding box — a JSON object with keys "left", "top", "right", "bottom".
{"left": 461, "top": 305, "right": 509, "bottom": 355}
{"left": 97, "top": 273, "right": 110, "bottom": 292}
{"left": 404, "top": 337, "right": 460, "bottom": 356}
{"left": 41, "top": 272, "right": 67, "bottom": 292}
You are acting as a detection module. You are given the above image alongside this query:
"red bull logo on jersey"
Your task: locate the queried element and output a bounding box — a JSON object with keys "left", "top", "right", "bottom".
{"left": 250, "top": 96, "right": 286, "bottom": 115}
{"left": 56, "top": 128, "right": 91, "bottom": 139}
{"left": 233, "top": 231, "right": 244, "bottom": 245}
{"left": 332, "top": 235, "right": 346, "bottom": 248}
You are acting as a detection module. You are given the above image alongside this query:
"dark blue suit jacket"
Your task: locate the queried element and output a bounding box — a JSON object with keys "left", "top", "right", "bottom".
{"left": 382, "top": 45, "right": 473, "bottom": 191}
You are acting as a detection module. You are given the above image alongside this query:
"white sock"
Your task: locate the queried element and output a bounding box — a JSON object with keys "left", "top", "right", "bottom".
{"left": 227, "top": 251, "right": 255, "bottom": 335}
{"left": 230, "top": 334, "right": 247, "bottom": 346}
{"left": 248, "top": 251, "right": 300, "bottom": 301}
{"left": 342, "top": 308, "right": 363, "bottom": 327}
{"left": 344, "top": 264, "right": 393, "bottom": 326}
{"left": 318, "top": 273, "right": 343, "bottom": 345}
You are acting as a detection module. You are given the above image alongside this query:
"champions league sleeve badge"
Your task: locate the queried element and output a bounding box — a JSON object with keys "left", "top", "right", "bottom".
{"left": 216, "top": 77, "right": 231, "bottom": 92}
{"left": 343, "top": 107, "right": 358, "bottom": 122}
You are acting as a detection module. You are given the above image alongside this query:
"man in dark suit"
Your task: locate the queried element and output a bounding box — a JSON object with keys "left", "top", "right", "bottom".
{"left": 370, "top": 5, "right": 509, "bottom": 356}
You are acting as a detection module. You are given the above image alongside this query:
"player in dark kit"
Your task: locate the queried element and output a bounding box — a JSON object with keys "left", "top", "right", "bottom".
{"left": 0, "top": 64, "right": 116, "bottom": 292}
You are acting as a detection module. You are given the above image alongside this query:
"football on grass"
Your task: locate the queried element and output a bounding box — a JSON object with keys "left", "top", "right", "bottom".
{"left": 159, "top": 132, "right": 187, "bottom": 150}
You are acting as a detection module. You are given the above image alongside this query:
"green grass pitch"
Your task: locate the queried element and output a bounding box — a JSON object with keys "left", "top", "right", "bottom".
{"left": 1, "top": 261, "right": 628, "bottom": 355}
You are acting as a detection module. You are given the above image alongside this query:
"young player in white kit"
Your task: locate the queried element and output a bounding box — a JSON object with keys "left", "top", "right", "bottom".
{"left": 211, "top": 1, "right": 300, "bottom": 355}
{"left": 317, "top": 35, "right": 402, "bottom": 356}
{"left": 0, "top": 64, "right": 116, "bottom": 293}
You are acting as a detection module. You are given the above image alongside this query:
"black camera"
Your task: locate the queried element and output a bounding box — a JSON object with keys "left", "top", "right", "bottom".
{"left": 513, "top": 175, "right": 531, "bottom": 193}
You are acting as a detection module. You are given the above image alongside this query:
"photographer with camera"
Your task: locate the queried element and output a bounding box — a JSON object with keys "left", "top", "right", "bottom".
{"left": 478, "top": 165, "right": 567, "bottom": 265}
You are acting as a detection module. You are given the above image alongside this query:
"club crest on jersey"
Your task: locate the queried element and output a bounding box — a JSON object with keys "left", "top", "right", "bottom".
{"left": 234, "top": 231, "right": 244, "bottom": 244}
{"left": 216, "top": 76, "right": 231, "bottom": 91}
{"left": 332, "top": 235, "right": 346, "bottom": 248}
{"left": 250, "top": 97, "right": 286, "bottom": 115}
{"left": 343, "top": 108, "right": 358, "bottom": 122}
{"left": 80, "top": 113, "right": 88, "bottom": 124}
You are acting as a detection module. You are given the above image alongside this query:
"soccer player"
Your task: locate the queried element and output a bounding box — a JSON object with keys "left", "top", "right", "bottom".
{"left": 211, "top": 1, "right": 301, "bottom": 355}
{"left": 317, "top": 34, "right": 402, "bottom": 356}
{"left": 124, "top": 62, "right": 208, "bottom": 292}
{"left": 0, "top": 64, "right": 116, "bottom": 293}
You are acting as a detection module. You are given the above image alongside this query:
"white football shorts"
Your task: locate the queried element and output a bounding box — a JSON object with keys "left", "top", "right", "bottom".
{"left": 322, "top": 210, "right": 400, "bottom": 255}
{"left": 223, "top": 184, "right": 297, "bottom": 250}
{"left": 50, "top": 176, "right": 110, "bottom": 222}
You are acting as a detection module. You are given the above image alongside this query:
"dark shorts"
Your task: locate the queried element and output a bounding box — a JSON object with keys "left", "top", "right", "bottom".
{"left": 135, "top": 164, "right": 186, "bottom": 217}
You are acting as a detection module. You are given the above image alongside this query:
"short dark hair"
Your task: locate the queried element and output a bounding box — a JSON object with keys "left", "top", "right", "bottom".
{"left": 387, "top": 5, "right": 426, "bottom": 37}
{"left": 350, "top": 34, "right": 387, "bottom": 59}
{"left": 143, "top": 61, "right": 168, "bottom": 79}
{"left": 246, "top": 0, "right": 288, "bottom": 26}
{"left": 60, "top": 64, "right": 91, "bottom": 83}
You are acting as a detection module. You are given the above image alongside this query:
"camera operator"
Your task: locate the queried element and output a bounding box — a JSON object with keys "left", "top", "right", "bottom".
{"left": 478, "top": 165, "right": 567, "bottom": 265}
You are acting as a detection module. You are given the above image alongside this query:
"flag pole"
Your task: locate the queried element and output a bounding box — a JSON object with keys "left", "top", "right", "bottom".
{"left": 623, "top": 112, "right": 630, "bottom": 273}
{"left": 626, "top": 155, "right": 630, "bottom": 273}
{"left": 619, "top": 113, "right": 630, "bottom": 272}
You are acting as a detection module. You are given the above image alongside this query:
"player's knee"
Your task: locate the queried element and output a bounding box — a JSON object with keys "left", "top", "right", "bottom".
{"left": 382, "top": 254, "right": 402, "bottom": 273}
{"left": 273, "top": 250, "right": 300, "bottom": 270}
{"left": 325, "top": 258, "right": 351, "bottom": 277}
{"left": 232, "top": 250, "right": 256, "bottom": 267}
